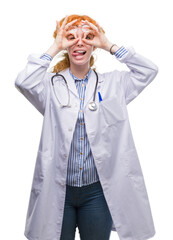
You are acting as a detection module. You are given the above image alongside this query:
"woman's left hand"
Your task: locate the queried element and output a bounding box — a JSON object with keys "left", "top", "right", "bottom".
{"left": 81, "top": 20, "right": 112, "bottom": 51}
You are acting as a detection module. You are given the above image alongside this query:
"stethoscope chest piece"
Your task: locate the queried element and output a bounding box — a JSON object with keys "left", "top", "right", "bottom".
{"left": 88, "top": 101, "right": 97, "bottom": 111}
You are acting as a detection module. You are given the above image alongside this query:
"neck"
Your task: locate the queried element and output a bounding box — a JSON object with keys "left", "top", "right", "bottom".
{"left": 70, "top": 63, "right": 90, "bottom": 79}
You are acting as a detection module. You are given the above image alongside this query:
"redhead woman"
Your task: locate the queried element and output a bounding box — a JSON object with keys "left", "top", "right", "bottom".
{"left": 15, "top": 14, "right": 158, "bottom": 240}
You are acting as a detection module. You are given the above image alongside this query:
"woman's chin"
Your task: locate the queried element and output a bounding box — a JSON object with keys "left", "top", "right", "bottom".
{"left": 70, "top": 57, "right": 90, "bottom": 65}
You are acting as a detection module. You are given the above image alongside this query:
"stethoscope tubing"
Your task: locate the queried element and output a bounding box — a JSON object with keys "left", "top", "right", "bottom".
{"left": 51, "top": 72, "right": 71, "bottom": 107}
{"left": 51, "top": 70, "right": 98, "bottom": 110}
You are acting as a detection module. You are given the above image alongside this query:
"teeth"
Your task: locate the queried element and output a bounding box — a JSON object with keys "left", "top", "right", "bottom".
{"left": 75, "top": 51, "right": 86, "bottom": 53}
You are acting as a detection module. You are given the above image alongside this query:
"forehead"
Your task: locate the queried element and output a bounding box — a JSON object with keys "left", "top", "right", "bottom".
{"left": 68, "top": 24, "right": 92, "bottom": 34}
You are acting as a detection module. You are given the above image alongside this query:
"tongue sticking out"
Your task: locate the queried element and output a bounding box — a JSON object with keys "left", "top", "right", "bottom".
{"left": 72, "top": 51, "right": 86, "bottom": 56}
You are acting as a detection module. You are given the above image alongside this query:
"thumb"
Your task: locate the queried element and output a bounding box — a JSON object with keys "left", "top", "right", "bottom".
{"left": 82, "top": 38, "right": 93, "bottom": 46}
{"left": 68, "top": 38, "right": 79, "bottom": 47}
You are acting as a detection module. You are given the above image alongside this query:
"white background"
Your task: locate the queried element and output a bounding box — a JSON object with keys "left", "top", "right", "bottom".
{"left": 0, "top": 0, "right": 172, "bottom": 239}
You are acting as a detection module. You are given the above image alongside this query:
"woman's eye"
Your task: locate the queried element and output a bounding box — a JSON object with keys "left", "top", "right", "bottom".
{"left": 86, "top": 34, "right": 94, "bottom": 40}
{"left": 67, "top": 34, "right": 75, "bottom": 40}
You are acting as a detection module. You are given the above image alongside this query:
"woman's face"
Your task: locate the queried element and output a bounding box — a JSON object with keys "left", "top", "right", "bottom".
{"left": 66, "top": 24, "right": 95, "bottom": 67}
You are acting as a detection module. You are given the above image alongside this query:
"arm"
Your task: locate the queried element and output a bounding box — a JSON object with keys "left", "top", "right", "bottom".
{"left": 81, "top": 20, "right": 158, "bottom": 105}
{"left": 115, "top": 46, "right": 159, "bottom": 105}
{"left": 15, "top": 16, "right": 79, "bottom": 114}
{"left": 14, "top": 53, "right": 53, "bottom": 115}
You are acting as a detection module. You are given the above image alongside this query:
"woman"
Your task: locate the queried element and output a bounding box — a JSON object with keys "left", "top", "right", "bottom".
{"left": 15, "top": 14, "right": 158, "bottom": 240}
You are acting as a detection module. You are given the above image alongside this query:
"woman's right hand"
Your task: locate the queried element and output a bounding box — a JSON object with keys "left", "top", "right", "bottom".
{"left": 54, "top": 16, "right": 79, "bottom": 51}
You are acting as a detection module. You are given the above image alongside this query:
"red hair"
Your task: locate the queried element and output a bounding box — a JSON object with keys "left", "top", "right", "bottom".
{"left": 53, "top": 14, "right": 104, "bottom": 38}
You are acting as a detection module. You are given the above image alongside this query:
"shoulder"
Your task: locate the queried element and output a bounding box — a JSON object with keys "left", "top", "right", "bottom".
{"left": 96, "top": 69, "right": 123, "bottom": 85}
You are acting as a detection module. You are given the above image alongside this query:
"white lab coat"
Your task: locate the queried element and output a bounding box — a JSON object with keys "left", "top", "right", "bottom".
{"left": 15, "top": 46, "right": 158, "bottom": 240}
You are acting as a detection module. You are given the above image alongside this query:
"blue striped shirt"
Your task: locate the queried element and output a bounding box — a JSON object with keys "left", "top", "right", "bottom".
{"left": 66, "top": 68, "right": 100, "bottom": 187}
{"left": 114, "top": 46, "right": 128, "bottom": 58}
{"left": 40, "top": 46, "right": 128, "bottom": 187}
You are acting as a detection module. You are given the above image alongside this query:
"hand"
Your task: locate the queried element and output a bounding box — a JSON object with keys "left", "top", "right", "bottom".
{"left": 54, "top": 16, "right": 79, "bottom": 51}
{"left": 80, "top": 20, "right": 112, "bottom": 51}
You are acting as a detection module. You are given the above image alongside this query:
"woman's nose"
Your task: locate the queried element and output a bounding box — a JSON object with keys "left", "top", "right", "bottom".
{"left": 75, "top": 28, "right": 85, "bottom": 45}
{"left": 77, "top": 36, "right": 84, "bottom": 46}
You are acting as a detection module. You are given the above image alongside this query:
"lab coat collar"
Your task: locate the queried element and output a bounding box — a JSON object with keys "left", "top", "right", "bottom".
{"left": 59, "top": 68, "right": 104, "bottom": 106}
{"left": 68, "top": 68, "right": 92, "bottom": 83}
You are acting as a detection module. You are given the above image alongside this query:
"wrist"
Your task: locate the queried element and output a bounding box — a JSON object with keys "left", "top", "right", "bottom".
{"left": 110, "top": 44, "right": 120, "bottom": 55}
{"left": 103, "top": 41, "right": 120, "bottom": 54}
{"left": 45, "top": 41, "right": 61, "bottom": 58}
{"left": 102, "top": 41, "right": 112, "bottom": 52}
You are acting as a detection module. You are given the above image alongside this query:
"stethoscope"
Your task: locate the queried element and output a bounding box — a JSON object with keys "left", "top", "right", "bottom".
{"left": 51, "top": 70, "right": 98, "bottom": 111}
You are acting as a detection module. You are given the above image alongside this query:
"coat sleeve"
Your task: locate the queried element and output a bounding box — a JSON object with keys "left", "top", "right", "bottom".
{"left": 117, "top": 46, "right": 159, "bottom": 105}
{"left": 14, "top": 53, "right": 51, "bottom": 115}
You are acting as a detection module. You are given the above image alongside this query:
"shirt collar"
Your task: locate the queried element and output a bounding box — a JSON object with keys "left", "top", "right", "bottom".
{"left": 69, "top": 68, "right": 92, "bottom": 83}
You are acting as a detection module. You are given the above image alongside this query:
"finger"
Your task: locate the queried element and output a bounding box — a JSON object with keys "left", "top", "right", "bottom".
{"left": 67, "top": 38, "right": 79, "bottom": 47}
{"left": 83, "top": 32, "right": 87, "bottom": 39}
{"left": 81, "top": 20, "right": 98, "bottom": 33}
{"left": 86, "top": 30, "right": 95, "bottom": 35}
{"left": 96, "top": 22, "right": 102, "bottom": 33}
{"left": 64, "top": 19, "right": 77, "bottom": 30}
{"left": 82, "top": 38, "right": 94, "bottom": 46}
{"left": 61, "top": 15, "right": 69, "bottom": 29}
{"left": 83, "top": 31, "right": 95, "bottom": 42}
{"left": 65, "top": 32, "right": 77, "bottom": 40}
{"left": 74, "top": 32, "right": 77, "bottom": 39}
{"left": 56, "top": 20, "right": 60, "bottom": 30}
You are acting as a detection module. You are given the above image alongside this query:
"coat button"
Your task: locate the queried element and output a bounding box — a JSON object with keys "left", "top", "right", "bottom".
{"left": 68, "top": 128, "right": 73, "bottom": 131}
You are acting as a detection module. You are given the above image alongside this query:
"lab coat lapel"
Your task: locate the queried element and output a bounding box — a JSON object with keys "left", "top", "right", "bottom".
{"left": 84, "top": 70, "right": 104, "bottom": 109}
{"left": 60, "top": 68, "right": 79, "bottom": 98}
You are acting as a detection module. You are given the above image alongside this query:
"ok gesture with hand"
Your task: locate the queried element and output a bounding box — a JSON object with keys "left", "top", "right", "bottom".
{"left": 80, "top": 20, "right": 112, "bottom": 51}
{"left": 54, "top": 16, "right": 79, "bottom": 51}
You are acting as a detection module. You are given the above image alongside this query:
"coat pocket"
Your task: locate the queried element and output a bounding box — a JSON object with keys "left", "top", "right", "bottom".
{"left": 99, "top": 96, "right": 126, "bottom": 126}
